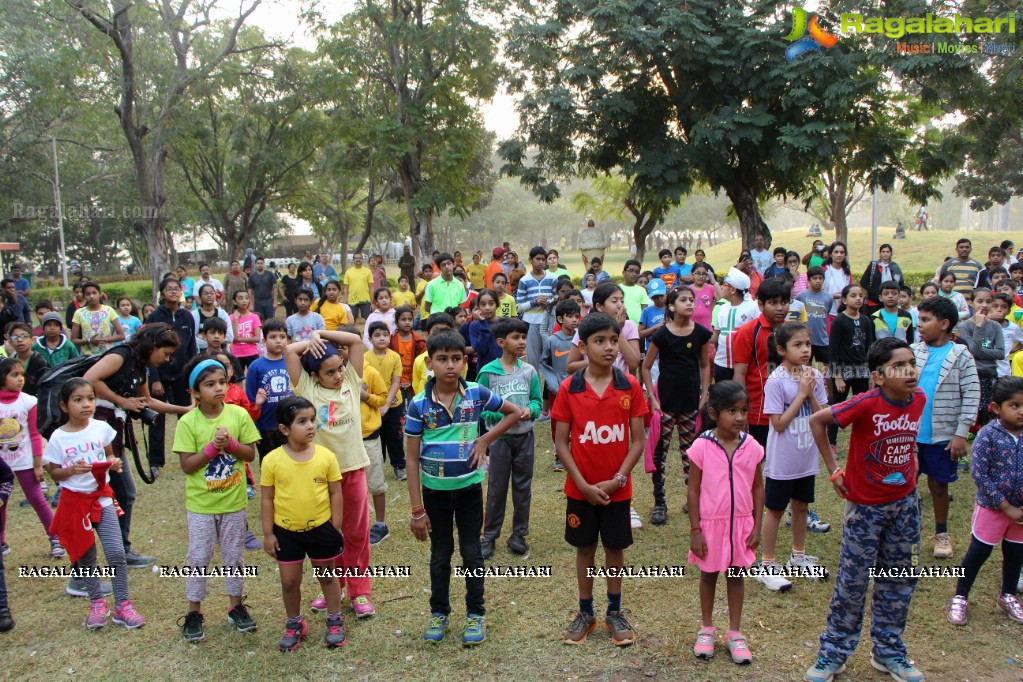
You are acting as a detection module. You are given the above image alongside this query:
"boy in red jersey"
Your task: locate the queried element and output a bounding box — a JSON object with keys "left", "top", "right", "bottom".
{"left": 733, "top": 277, "right": 791, "bottom": 447}
{"left": 803, "top": 337, "right": 927, "bottom": 682}
{"left": 553, "top": 312, "right": 647, "bottom": 648}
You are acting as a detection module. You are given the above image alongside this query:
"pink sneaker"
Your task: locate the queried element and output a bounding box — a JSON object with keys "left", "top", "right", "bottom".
{"left": 310, "top": 593, "right": 327, "bottom": 612}
{"left": 86, "top": 598, "right": 109, "bottom": 629}
{"left": 113, "top": 600, "right": 145, "bottom": 629}
{"left": 725, "top": 630, "right": 752, "bottom": 665}
{"left": 946, "top": 595, "right": 969, "bottom": 626}
{"left": 351, "top": 595, "right": 375, "bottom": 619}
{"left": 694, "top": 626, "right": 716, "bottom": 659}
{"left": 998, "top": 593, "right": 1023, "bottom": 624}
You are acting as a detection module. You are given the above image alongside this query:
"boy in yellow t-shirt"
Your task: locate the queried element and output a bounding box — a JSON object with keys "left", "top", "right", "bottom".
{"left": 492, "top": 272, "right": 517, "bottom": 318}
{"left": 364, "top": 322, "right": 407, "bottom": 482}
{"left": 412, "top": 313, "right": 466, "bottom": 394}
{"left": 261, "top": 395, "right": 346, "bottom": 650}
{"left": 360, "top": 361, "right": 390, "bottom": 545}
{"left": 392, "top": 275, "right": 418, "bottom": 311}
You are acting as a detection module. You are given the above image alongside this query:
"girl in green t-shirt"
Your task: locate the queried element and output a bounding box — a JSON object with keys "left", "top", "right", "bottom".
{"left": 172, "top": 356, "right": 260, "bottom": 643}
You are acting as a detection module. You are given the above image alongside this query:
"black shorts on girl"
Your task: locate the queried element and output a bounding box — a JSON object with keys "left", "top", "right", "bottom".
{"left": 765, "top": 475, "right": 816, "bottom": 511}
{"left": 273, "top": 522, "right": 344, "bottom": 564}
{"left": 565, "top": 498, "right": 632, "bottom": 550}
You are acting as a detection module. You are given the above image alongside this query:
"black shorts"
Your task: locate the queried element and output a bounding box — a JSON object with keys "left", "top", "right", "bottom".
{"left": 748, "top": 424, "right": 770, "bottom": 449}
{"left": 273, "top": 521, "right": 344, "bottom": 564}
{"left": 713, "top": 364, "right": 734, "bottom": 382}
{"left": 811, "top": 345, "right": 829, "bottom": 365}
{"left": 257, "top": 429, "right": 285, "bottom": 463}
{"left": 565, "top": 498, "right": 632, "bottom": 550}
{"left": 765, "top": 475, "right": 816, "bottom": 510}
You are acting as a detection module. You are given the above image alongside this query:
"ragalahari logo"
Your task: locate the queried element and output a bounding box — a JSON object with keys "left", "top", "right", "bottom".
{"left": 785, "top": 6, "right": 840, "bottom": 62}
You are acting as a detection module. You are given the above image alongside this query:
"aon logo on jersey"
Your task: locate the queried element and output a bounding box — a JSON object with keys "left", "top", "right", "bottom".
{"left": 578, "top": 422, "right": 625, "bottom": 445}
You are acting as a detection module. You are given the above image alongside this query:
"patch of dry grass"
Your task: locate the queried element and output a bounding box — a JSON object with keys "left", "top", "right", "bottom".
{"left": 0, "top": 424, "right": 1019, "bottom": 681}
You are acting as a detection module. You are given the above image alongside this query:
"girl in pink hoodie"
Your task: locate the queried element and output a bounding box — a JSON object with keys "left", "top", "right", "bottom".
{"left": 687, "top": 380, "right": 764, "bottom": 666}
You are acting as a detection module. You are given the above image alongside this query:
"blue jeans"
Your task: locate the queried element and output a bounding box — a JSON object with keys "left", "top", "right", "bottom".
{"left": 818, "top": 492, "right": 921, "bottom": 664}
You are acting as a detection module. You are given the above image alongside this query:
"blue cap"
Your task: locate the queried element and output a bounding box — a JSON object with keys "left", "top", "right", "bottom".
{"left": 647, "top": 279, "right": 666, "bottom": 297}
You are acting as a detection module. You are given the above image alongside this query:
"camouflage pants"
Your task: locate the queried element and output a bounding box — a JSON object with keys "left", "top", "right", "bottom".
{"left": 818, "top": 492, "right": 921, "bottom": 664}
{"left": 651, "top": 409, "right": 697, "bottom": 506}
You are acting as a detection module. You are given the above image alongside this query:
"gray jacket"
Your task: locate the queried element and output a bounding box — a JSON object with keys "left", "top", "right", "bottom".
{"left": 912, "top": 341, "right": 980, "bottom": 441}
{"left": 958, "top": 319, "right": 1004, "bottom": 378}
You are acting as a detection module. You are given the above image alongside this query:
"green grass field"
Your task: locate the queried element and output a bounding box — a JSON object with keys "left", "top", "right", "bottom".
{"left": 0, "top": 421, "right": 1019, "bottom": 681}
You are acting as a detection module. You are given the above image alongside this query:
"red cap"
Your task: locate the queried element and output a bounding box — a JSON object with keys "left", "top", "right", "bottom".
{"left": 492, "top": 247, "right": 507, "bottom": 258}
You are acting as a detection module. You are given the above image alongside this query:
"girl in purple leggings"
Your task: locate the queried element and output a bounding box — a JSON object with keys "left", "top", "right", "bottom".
{"left": 0, "top": 358, "right": 63, "bottom": 558}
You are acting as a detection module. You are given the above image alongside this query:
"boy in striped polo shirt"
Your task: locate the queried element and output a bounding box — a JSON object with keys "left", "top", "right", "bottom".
{"left": 404, "top": 330, "right": 521, "bottom": 647}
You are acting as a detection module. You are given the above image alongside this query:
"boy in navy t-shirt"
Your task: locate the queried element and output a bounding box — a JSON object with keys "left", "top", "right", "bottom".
{"left": 245, "top": 319, "right": 294, "bottom": 460}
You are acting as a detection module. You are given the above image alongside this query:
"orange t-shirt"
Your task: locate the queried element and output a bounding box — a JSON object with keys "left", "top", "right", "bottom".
{"left": 395, "top": 337, "right": 415, "bottom": 384}
{"left": 485, "top": 260, "right": 505, "bottom": 288}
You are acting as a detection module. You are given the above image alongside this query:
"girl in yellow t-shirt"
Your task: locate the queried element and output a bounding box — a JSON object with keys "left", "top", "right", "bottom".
{"left": 311, "top": 281, "right": 348, "bottom": 330}
{"left": 261, "top": 395, "right": 346, "bottom": 650}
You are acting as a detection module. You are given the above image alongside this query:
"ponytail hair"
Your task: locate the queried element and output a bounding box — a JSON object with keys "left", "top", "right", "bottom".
{"left": 699, "top": 380, "right": 748, "bottom": 434}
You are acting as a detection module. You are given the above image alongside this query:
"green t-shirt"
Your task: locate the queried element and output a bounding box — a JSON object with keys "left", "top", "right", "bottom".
{"left": 424, "top": 276, "right": 466, "bottom": 312}
{"left": 621, "top": 283, "right": 651, "bottom": 323}
{"left": 172, "top": 404, "right": 260, "bottom": 514}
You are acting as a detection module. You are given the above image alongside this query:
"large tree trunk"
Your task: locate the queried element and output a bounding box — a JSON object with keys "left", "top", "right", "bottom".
{"left": 725, "top": 181, "right": 771, "bottom": 250}
{"left": 632, "top": 213, "right": 659, "bottom": 263}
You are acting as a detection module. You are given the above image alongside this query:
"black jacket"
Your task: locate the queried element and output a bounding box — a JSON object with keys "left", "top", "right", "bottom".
{"left": 144, "top": 305, "right": 197, "bottom": 382}
{"left": 859, "top": 260, "right": 904, "bottom": 306}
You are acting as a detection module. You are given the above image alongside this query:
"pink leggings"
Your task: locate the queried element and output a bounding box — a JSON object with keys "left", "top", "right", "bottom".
{"left": 1, "top": 469, "right": 57, "bottom": 544}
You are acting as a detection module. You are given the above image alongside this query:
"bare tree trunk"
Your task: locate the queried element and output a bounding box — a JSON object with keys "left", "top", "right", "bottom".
{"left": 725, "top": 182, "right": 771, "bottom": 250}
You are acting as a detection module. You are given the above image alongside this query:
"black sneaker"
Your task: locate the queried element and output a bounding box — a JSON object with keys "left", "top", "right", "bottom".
{"left": 0, "top": 606, "right": 14, "bottom": 632}
{"left": 650, "top": 505, "right": 668, "bottom": 525}
{"left": 506, "top": 534, "right": 529, "bottom": 555}
{"left": 66, "top": 576, "right": 113, "bottom": 597}
{"left": 280, "top": 616, "right": 308, "bottom": 651}
{"left": 324, "top": 614, "right": 347, "bottom": 648}
{"left": 125, "top": 550, "right": 155, "bottom": 568}
{"left": 179, "top": 611, "right": 205, "bottom": 642}
{"left": 480, "top": 538, "right": 495, "bottom": 560}
{"left": 227, "top": 600, "right": 257, "bottom": 633}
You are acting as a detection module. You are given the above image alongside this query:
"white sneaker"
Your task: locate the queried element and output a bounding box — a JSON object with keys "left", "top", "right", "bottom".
{"left": 1017, "top": 570, "right": 1023, "bottom": 594}
{"left": 787, "top": 552, "right": 828, "bottom": 580}
{"left": 754, "top": 562, "right": 792, "bottom": 591}
{"left": 629, "top": 506, "right": 643, "bottom": 529}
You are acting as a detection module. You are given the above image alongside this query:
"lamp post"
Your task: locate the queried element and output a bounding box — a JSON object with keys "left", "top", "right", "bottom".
{"left": 50, "top": 137, "right": 69, "bottom": 290}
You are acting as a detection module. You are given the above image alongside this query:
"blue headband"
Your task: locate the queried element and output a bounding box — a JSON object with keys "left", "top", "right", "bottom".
{"left": 301, "top": 344, "right": 340, "bottom": 374}
{"left": 189, "top": 358, "right": 225, "bottom": 390}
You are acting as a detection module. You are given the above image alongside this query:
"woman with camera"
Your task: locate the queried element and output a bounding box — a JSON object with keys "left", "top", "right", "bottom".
{"left": 83, "top": 322, "right": 192, "bottom": 569}
{"left": 143, "top": 277, "right": 198, "bottom": 479}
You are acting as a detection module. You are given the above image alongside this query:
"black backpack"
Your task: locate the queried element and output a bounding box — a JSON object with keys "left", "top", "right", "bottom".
{"left": 36, "top": 353, "right": 102, "bottom": 438}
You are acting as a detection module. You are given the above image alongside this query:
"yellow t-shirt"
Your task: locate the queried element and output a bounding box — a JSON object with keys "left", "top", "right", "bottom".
{"left": 344, "top": 266, "right": 374, "bottom": 304}
{"left": 260, "top": 444, "right": 342, "bottom": 531}
{"left": 295, "top": 364, "right": 369, "bottom": 473}
{"left": 392, "top": 290, "right": 417, "bottom": 310}
{"left": 73, "top": 305, "right": 119, "bottom": 354}
{"left": 364, "top": 348, "right": 403, "bottom": 407}
{"left": 498, "top": 294, "right": 516, "bottom": 318}
{"left": 311, "top": 299, "right": 348, "bottom": 330}
{"left": 412, "top": 351, "right": 468, "bottom": 395}
{"left": 360, "top": 364, "right": 388, "bottom": 438}
{"left": 466, "top": 263, "right": 487, "bottom": 291}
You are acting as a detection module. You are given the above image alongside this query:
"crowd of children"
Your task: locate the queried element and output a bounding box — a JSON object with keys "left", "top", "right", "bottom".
{"left": 2, "top": 237, "right": 1023, "bottom": 679}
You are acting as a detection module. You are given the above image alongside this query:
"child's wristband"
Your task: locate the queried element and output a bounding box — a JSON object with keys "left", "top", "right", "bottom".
{"left": 203, "top": 442, "right": 220, "bottom": 459}
{"left": 690, "top": 527, "right": 701, "bottom": 533}
{"left": 829, "top": 468, "right": 845, "bottom": 482}
{"left": 225, "top": 437, "right": 240, "bottom": 454}
{"left": 411, "top": 512, "right": 427, "bottom": 521}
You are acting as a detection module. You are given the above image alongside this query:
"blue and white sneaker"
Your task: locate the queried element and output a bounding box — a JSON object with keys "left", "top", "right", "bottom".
{"left": 871, "top": 654, "right": 925, "bottom": 682}
{"left": 804, "top": 656, "right": 846, "bottom": 682}
{"left": 789, "top": 508, "right": 832, "bottom": 533}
